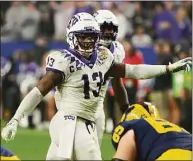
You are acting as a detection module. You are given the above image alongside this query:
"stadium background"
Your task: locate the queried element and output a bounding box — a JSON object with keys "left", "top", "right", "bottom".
{"left": 0, "top": 1, "right": 192, "bottom": 160}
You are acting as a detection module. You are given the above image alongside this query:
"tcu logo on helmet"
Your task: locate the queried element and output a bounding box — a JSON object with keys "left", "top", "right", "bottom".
{"left": 64, "top": 115, "right": 75, "bottom": 120}
{"left": 67, "top": 15, "right": 80, "bottom": 30}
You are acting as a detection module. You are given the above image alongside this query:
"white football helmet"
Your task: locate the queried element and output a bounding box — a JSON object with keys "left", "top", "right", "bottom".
{"left": 94, "top": 10, "right": 118, "bottom": 47}
{"left": 66, "top": 12, "right": 100, "bottom": 58}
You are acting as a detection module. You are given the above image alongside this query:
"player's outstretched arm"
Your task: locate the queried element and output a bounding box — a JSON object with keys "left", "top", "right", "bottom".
{"left": 37, "top": 71, "right": 63, "bottom": 96}
{"left": 112, "top": 78, "right": 129, "bottom": 113}
{"left": 1, "top": 71, "right": 63, "bottom": 142}
{"left": 112, "top": 130, "right": 137, "bottom": 161}
{"left": 107, "top": 57, "right": 192, "bottom": 79}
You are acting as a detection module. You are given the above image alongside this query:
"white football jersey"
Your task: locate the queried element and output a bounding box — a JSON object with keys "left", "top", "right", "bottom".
{"left": 109, "top": 41, "right": 125, "bottom": 64}
{"left": 97, "top": 41, "right": 125, "bottom": 110}
{"left": 46, "top": 47, "right": 114, "bottom": 121}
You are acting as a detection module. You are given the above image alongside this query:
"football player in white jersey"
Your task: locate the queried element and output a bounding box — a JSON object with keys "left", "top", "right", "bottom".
{"left": 1, "top": 12, "right": 192, "bottom": 160}
{"left": 93, "top": 10, "right": 129, "bottom": 145}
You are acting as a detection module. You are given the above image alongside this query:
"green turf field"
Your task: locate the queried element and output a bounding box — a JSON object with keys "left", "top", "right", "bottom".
{"left": 1, "top": 128, "right": 115, "bottom": 160}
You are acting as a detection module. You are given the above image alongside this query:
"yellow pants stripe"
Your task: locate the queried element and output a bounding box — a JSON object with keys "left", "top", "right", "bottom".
{"left": 156, "top": 149, "right": 192, "bottom": 160}
{"left": 0, "top": 156, "right": 20, "bottom": 160}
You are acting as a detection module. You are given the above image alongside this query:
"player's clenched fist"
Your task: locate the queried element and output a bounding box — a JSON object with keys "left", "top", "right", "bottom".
{"left": 1, "top": 119, "right": 18, "bottom": 142}
{"left": 168, "top": 57, "right": 192, "bottom": 73}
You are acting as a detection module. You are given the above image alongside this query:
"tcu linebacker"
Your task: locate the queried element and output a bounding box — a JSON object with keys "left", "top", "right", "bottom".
{"left": 93, "top": 10, "right": 129, "bottom": 145}
{"left": 1, "top": 12, "right": 192, "bottom": 160}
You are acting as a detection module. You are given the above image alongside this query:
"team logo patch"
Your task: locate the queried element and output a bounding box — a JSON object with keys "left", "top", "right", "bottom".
{"left": 97, "top": 49, "right": 108, "bottom": 65}
{"left": 64, "top": 115, "right": 75, "bottom": 120}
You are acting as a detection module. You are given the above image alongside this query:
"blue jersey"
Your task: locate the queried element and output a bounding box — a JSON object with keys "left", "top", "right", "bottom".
{"left": 112, "top": 118, "right": 192, "bottom": 161}
{"left": 1, "top": 146, "right": 14, "bottom": 157}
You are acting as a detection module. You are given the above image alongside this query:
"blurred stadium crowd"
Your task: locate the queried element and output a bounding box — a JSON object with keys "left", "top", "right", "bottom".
{"left": 1, "top": 1, "right": 192, "bottom": 133}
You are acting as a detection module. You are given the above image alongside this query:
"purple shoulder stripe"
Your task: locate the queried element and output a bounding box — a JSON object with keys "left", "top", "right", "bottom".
{"left": 46, "top": 67, "right": 65, "bottom": 81}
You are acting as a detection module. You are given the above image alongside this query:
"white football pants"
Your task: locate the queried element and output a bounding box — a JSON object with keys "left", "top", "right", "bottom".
{"left": 46, "top": 110, "right": 101, "bottom": 160}
{"left": 95, "top": 108, "right": 105, "bottom": 146}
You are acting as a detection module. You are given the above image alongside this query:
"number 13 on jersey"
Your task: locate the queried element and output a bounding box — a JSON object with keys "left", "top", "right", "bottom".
{"left": 82, "top": 72, "right": 103, "bottom": 99}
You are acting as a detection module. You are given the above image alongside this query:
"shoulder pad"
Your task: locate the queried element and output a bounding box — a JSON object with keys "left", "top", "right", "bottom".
{"left": 48, "top": 50, "right": 64, "bottom": 57}
{"left": 110, "top": 41, "right": 125, "bottom": 63}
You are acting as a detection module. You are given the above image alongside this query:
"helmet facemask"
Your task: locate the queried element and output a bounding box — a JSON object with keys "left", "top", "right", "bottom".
{"left": 72, "top": 32, "right": 100, "bottom": 58}
{"left": 99, "top": 22, "right": 118, "bottom": 47}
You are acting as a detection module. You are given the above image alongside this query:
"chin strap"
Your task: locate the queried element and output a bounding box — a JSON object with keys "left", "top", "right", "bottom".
{"left": 79, "top": 50, "right": 92, "bottom": 58}
{"left": 74, "top": 49, "right": 92, "bottom": 59}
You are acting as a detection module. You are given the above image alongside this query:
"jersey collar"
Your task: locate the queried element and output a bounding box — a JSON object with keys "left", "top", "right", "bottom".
{"left": 69, "top": 49, "right": 97, "bottom": 69}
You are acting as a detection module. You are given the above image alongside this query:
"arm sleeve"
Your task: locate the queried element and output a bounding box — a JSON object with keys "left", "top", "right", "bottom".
{"left": 125, "top": 64, "right": 167, "bottom": 79}
{"left": 13, "top": 87, "right": 43, "bottom": 121}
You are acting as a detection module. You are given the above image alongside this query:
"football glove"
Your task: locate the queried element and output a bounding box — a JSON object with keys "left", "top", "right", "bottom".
{"left": 168, "top": 57, "right": 192, "bottom": 73}
{"left": 1, "top": 119, "right": 18, "bottom": 142}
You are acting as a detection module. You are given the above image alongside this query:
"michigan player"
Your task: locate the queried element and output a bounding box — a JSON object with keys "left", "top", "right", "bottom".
{"left": 0, "top": 146, "right": 20, "bottom": 160}
{"left": 111, "top": 102, "right": 192, "bottom": 161}
{"left": 1, "top": 12, "right": 192, "bottom": 160}
{"left": 93, "top": 10, "right": 129, "bottom": 145}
